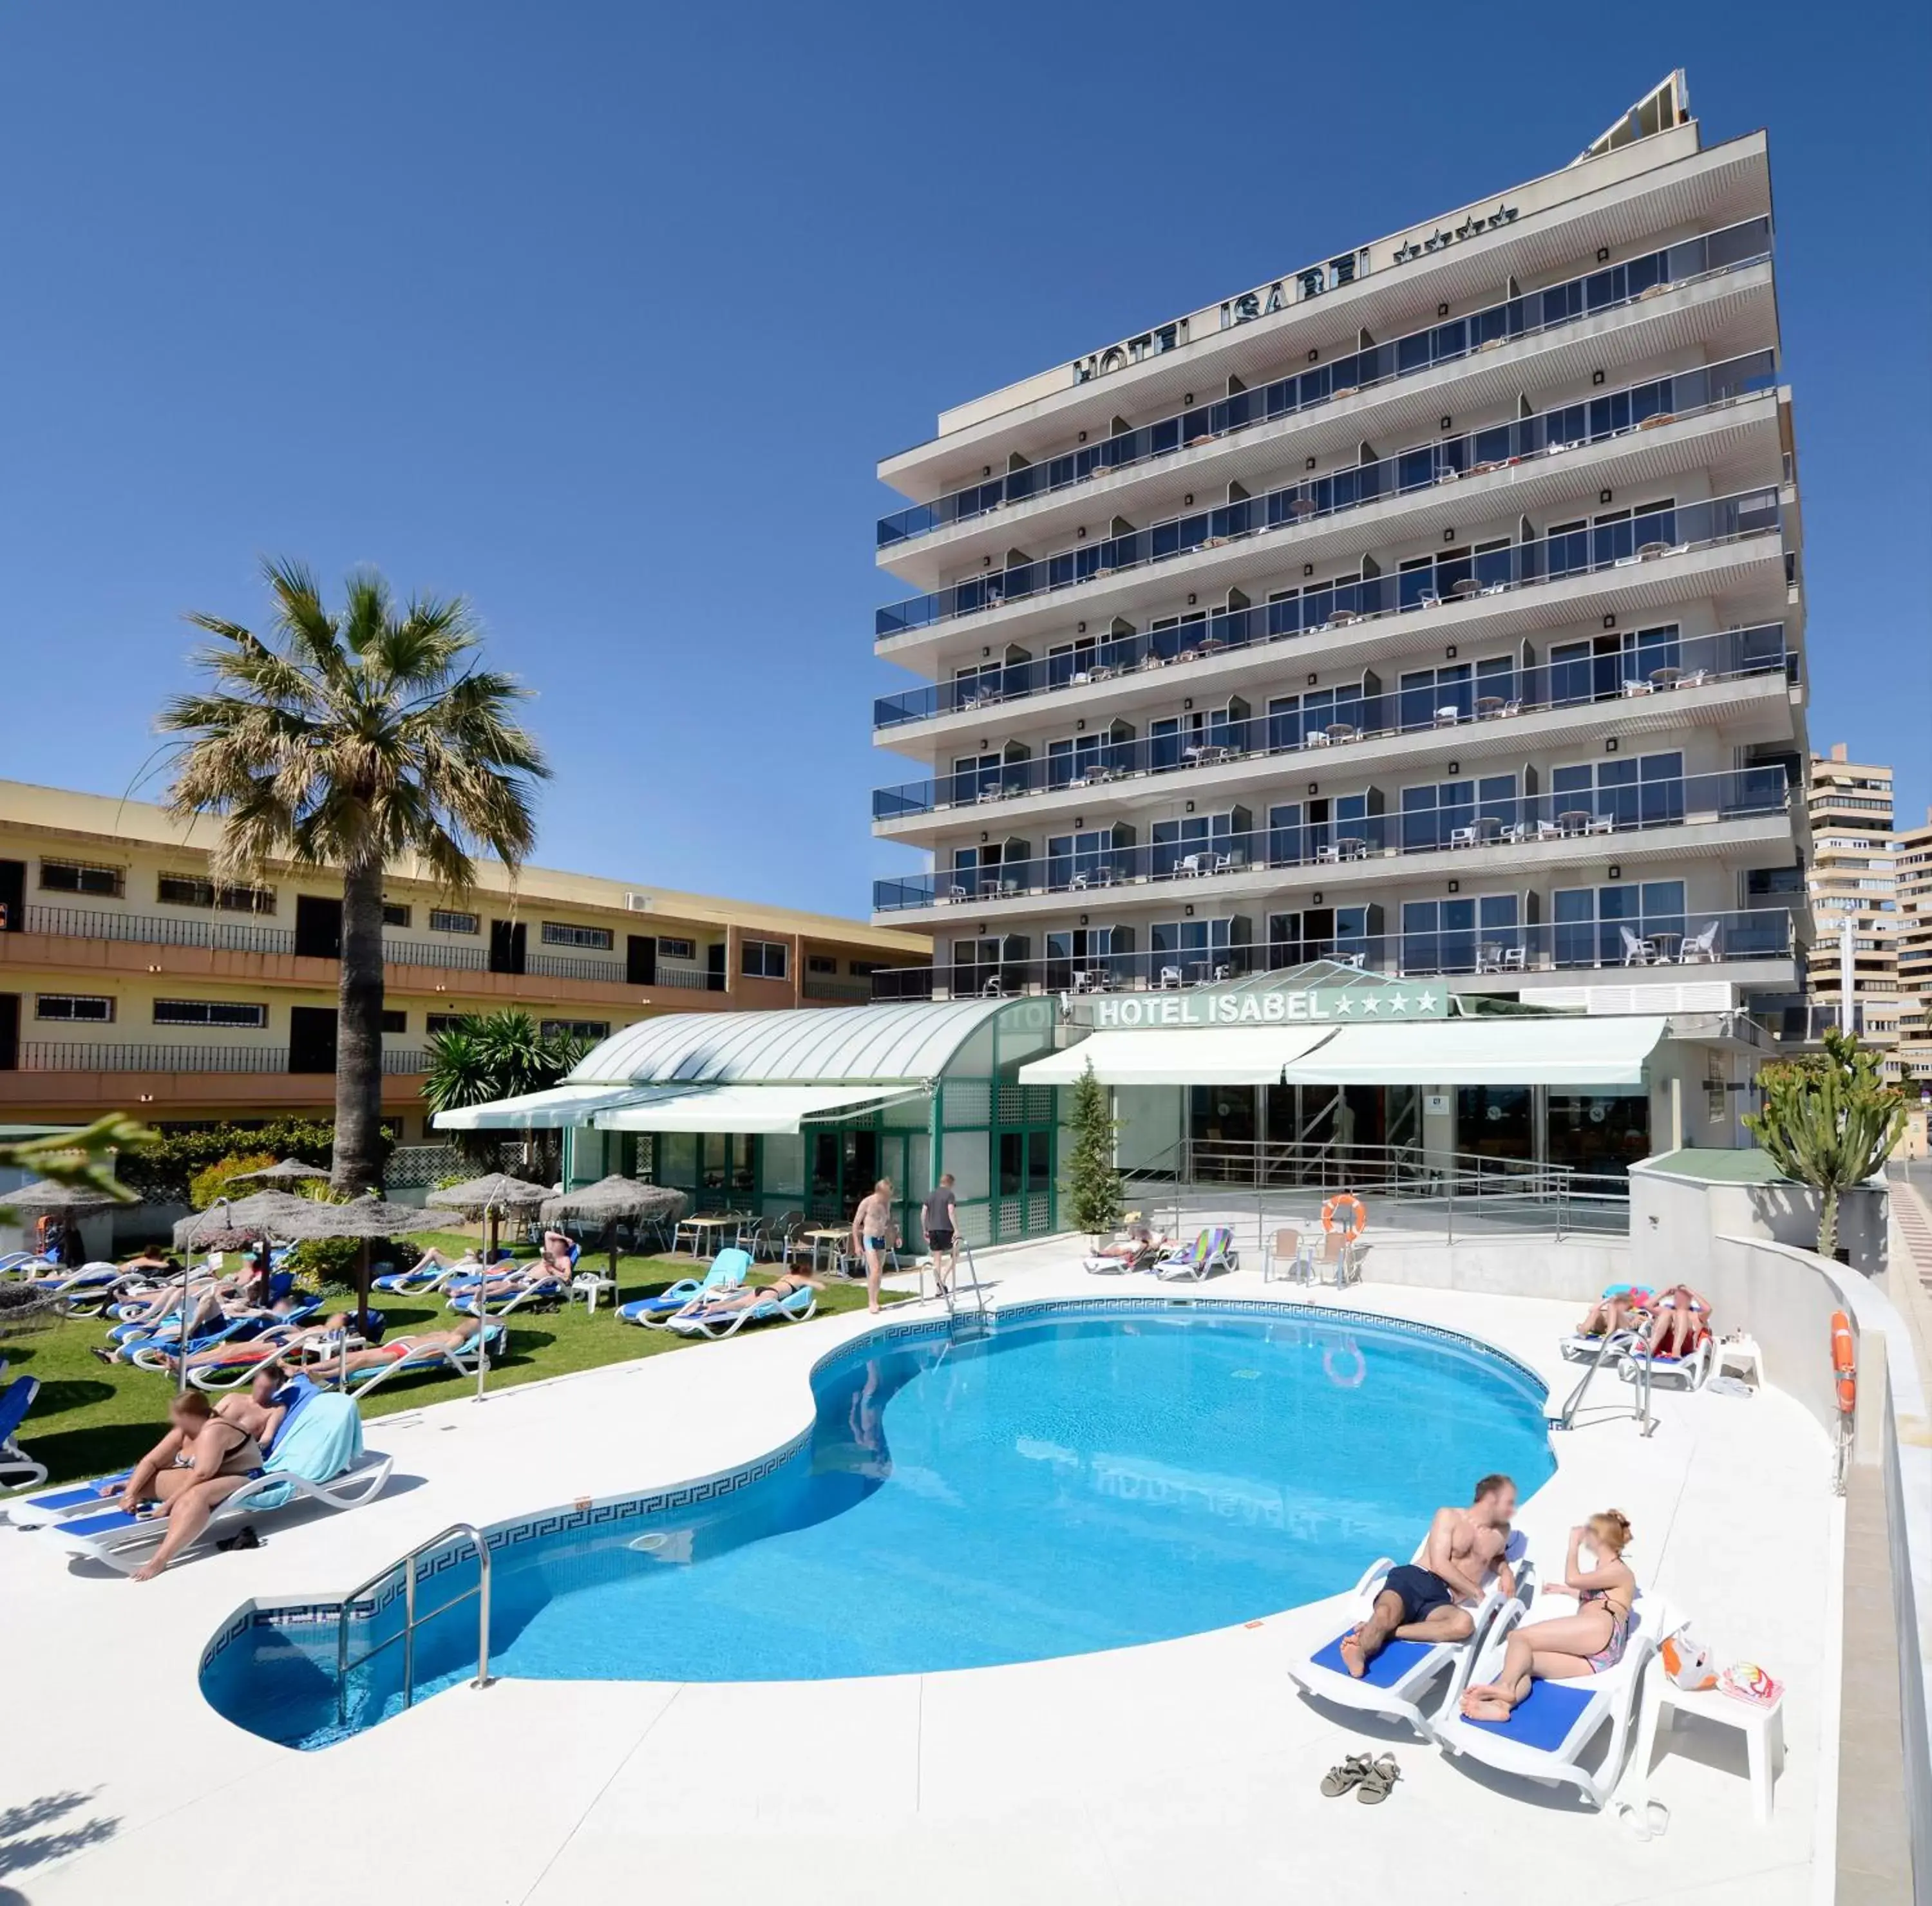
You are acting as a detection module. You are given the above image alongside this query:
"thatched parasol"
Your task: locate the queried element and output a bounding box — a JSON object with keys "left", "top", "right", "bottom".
{"left": 539, "top": 1176, "right": 687, "bottom": 1283}
{"left": 225, "top": 1158, "right": 332, "bottom": 1186}
{"left": 5, "top": 1178, "right": 125, "bottom": 1216}
{"left": 426, "top": 1172, "right": 551, "bottom": 1265}
{"left": 173, "top": 1189, "right": 318, "bottom": 1251}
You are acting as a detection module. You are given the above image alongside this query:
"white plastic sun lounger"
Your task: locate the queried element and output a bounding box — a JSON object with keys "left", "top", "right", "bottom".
{"left": 1432, "top": 1587, "right": 1670, "bottom": 1809}
{"left": 668, "top": 1283, "right": 817, "bottom": 1339}
{"left": 326, "top": 1324, "right": 506, "bottom": 1401}
{"left": 1285, "top": 1536, "right": 1530, "bottom": 1739}
{"left": 45, "top": 1393, "right": 393, "bottom": 1574}
{"left": 1616, "top": 1335, "right": 1712, "bottom": 1390}
{"left": 0, "top": 1375, "right": 46, "bottom": 1491}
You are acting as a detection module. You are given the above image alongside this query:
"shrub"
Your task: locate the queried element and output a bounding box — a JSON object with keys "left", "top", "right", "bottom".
{"left": 284, "top": 1236, "right": 421, "bottom": 1283}
{"left": 118, "top": 1120, "right": 393, "bottom": 1203}
{"left": 188, "top": 1151, "right": 280, "bottom": 1212}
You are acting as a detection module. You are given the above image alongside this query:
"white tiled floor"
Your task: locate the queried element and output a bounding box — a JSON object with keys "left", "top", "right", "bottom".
{"left": 1, "top": 1246, "right": 1834, "bottom": 1904}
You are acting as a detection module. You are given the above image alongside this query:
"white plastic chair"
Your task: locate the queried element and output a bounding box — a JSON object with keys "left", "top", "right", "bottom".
{"left": 1619, "top": 926, "right": 1656, "bottom": 966}
{"left": 1678, "top": 921, "right": 1721, "bottom": 963}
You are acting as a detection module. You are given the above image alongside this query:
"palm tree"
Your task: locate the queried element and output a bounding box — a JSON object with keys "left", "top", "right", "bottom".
{"left": 161, "top": 560, "right": 548, "bottom": 1194}
{"left": 423, "top": 1010, "right": 591, "bottom": 1179}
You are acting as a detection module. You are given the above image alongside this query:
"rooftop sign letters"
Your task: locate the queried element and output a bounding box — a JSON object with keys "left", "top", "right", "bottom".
{"left": 1088, "top": 982, "right": 1447, "bottom": 1029}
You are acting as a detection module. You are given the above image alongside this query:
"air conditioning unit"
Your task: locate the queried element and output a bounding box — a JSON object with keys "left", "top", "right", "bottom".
{"left": 625, "top": 892, "right": 654, "bottom": 911}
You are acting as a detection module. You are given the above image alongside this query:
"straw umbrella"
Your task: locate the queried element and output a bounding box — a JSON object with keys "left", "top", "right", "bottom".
{"left": 6, "top": 1178, "right": 125, "bottom": 1267}
{"left": 539, "top": 1176, "right": 688, "bottom": 1290}
{"left": 166, "top": 1190, "right": 320, "bottom": 1392}
{"left": 266, "top": 1194, "right": 430, "bottom": 1389}
{"left": 425, "top": 1172, "right": 549, "bottom": 1268}
{"left": 224, "top": 1158, "right": 332, "bottom": 1187}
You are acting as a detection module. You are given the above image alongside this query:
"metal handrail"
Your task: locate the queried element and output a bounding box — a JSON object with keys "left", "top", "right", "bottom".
{"left": 336, "top": 1521, "right": 493, "bottom": 1724}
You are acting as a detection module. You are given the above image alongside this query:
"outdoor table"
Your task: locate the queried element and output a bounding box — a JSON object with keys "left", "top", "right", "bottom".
{"left": 1557, "top": 809, "right": 1594, "bottom": 835}
{"left": 674, "top": 1213, "right": 743, "bottom": 1256}
{"left": 1475, "top": 695, "right": 1507, "bottom": 717}
{"left": 1323, "top": 722, "right": 1358, "bottom": 743}
{"left": 1645, "top": 930, "right": 1684, "bottom": 960}
{"left": 803, "top": 1228, "right": 850, "bottom": 1274}
{"left": 1336, "top": 836, "right": 1368, "bottom": 860}
{"left": 1474, "top": 815, "right": 1503, "bottom": 842}
{"left": 1184, "top": 744, "right": 1233, "bottom": 767}
{"left": 1649, "top": 666, "right": 1685, "bottom": 690}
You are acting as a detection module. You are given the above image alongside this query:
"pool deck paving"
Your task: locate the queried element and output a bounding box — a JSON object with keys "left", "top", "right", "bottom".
{"left": 2, "top": 1244, "right": 1837, "bottom": 1905}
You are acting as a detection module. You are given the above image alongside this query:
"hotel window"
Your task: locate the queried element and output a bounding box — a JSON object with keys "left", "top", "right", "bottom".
{"left": 807, "top": 954, "right": 838, "bottom": 975}
{"left": 1397, "top": 656, "right": 1515, "bottom": 730}
{"left": 382, "top": 902, "right": 413, "bottom": 929}
{"left": 657, "top": 936, "right": 696, "bottom": 961}
{"left": 426, "top": 1012, "right": 471, "bottom": 1035}
{"left": 848, "top": 959, "right": 887, "bottom": 977}
{"left": 429, "top": 909, "right": 480, "bottom": 935}
{"left": 1399, "top": 774, "right": 1518, "bottom": 851}
{"left": 540, "top": 921, "right": 614, "bottom": 951}
{"left": 36, "top": 994, "right": 115, "bottom": 1023}
{"left": 1046, "top": 828, "right": 1122, "bottom": 889}
{"left": 1151, "top": 809, "right": 1249, "bottom": 878}
{"left": 1267, "top": 905, "right": 1376, "bottom": 966}
{"left": 153, "top": 999, "right": 268, "bottom": 1028}
{"left": 1549, "top": 625, "right": 1681, "bottom": 705}
{"left": 741, "top": 939, "right": 788, "bottom": 980}
{"left": 40, "top": 859, "right": 123, "bottom": 898}
{"left": 1267, "top": 681, "right": 1367, "bottom": 751}
{"left": 380, "top": 1010, "right": 408, "bottom": 1034}
{"left": 1552, "top": 881, "right": 1686, "bottom": 967}
{"left": 1399, "top": 896, "right": 1520, "bottom": 975}
{"left": 157, "top": 874, "right": 276, "bottom": 914}
{"left": 540, "top": 1019, "right": 610, "bottom": 1042}
{"left": 1549, "top": 751, "right": 1683, "bottom": 828}
{"left": 1151, "top": 916, "right": 1249, "bottom": 979}
{"left": 1148, "top": 699, "right": 1247, "bottom": 772}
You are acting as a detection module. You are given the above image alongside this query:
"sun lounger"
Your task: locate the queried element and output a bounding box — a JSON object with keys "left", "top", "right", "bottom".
{"left": 372, "top": 1259, "right": 485, "bottom": 1296}
{"left": 1084, "top": 1237, "right": 1164, "bottom": 1274}
{"left": 26, "top": 1263, "right": 133, "bottom": 1316}
{"left": 47, "top": 1392, "right": 393, "bottom": 1574}
{"left": 1432, "top": 1587, "right": 1670, "bottom": 1809}
{"left": 125, "top": 1314, "right": 267, "bottom": 1372}
{"left": 0, "top": 1252, "right": 53, "bottom": 1276}
{"left": 449, "top": 1276, "right": 567, "bottom": 1319}
{"left": 1152, "top": 1225, "right": 1238, "bottom": 1280}
{"left": 0, "top": 1375, "right": 46, "bottom": 1491}
{"left": 1617, "top": 1334, "right": 1712, "bottom": 1390}
{"left": 325, "top": 1323, "right": 506, "bottom": 1401}
{"left": 1285, "top": 1537, "right": 1530, "bottom": 1739}
{"left": 668, "top": 1283, "right": 817, "bottom": 1339}
{"left": 618, "top": 1247, "right": 752, "bottom": 1327}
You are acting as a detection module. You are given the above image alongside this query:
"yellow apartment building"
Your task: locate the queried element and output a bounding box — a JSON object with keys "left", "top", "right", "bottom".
{"left": 0, "top": 779, "right": 929, "bottom": 1138}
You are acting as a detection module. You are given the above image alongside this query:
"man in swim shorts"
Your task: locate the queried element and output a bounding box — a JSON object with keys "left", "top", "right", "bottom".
{"left": 921, "top": 1173, "right": 958, "bottom": 1297}
{"left": 850, "top": 1178, "right": 896, "bottom": 1316}
{"left": 1341, "top": 1474, "right": 1517, "bottom": 1677}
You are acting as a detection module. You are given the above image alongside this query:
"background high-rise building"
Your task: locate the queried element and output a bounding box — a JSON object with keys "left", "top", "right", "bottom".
{"left": 1804, "top": 743, "right": 1901, "bottom": 1077}
{"left": 1894, "top": 806, "right": 1932, "bottom": 1086}
{"left": 869, "top": 75, "right": 1809, "bottom": 1037}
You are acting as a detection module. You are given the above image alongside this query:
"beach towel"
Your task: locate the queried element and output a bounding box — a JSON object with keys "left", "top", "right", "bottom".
{"left": 250, "top": 1392, "right": 363, "bottom": 1509}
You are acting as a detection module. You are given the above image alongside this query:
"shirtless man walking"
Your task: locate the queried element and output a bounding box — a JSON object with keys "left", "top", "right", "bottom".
{"left": 1341, "top": 1473, "right": 1517, "bottom": 1677}
{"left": 850, "top": 1178, "right": 896, "bottom": 1316}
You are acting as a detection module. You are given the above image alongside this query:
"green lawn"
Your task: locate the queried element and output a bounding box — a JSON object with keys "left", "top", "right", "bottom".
{"left": 3, "top": 1232, "right": 906, "bottom": 1490}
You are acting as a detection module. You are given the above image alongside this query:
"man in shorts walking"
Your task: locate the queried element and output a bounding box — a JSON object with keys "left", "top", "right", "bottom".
{"left": 850, "top": 1178, "right": 896, "bottom": 1315}
{"left": 921, "top": 1173, "right": 958, "bottom": 1297}
{"left": 1341, "top": 1473, "right": 1518, "bottom": 1676}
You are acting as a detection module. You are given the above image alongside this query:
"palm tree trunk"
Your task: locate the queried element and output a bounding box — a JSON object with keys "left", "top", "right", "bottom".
{"left": 333, "top": 859, "right": 388, "bottom": 1193}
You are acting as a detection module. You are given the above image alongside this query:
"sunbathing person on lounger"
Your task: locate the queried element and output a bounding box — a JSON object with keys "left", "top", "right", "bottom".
{"left": 413, "top": 1245, "right": 481, "bottom": 1274}
{"left": 163, "top": 1312, "right": 351, "bottom": 1375}
{"left": 111, "top": 1390, "right": 269, "bottom": 1581}
{"left": 1341, "top": 1474, "right": 1518, "bottom": 1677}
{"left": 319, "top": 1316, "right": 485, "bottom": 1378}
{"left": 1644, "top": 1285, "right": 1709, "bottom": 1359}
{"left": 1574, "top": 1285, "right": 1651, "bottom": 1339}
{"left": 680, "top": 1269, "right": 824, "bottom": 1323}
{"left": 1460, "top": 1513, "right": 1636, "bottom": 1721}
{"left": 1088, "top": 1220, "right": 1161, "bottom": 1267}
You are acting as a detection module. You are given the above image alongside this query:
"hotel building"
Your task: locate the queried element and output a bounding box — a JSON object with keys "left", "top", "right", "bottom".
{"left": 1803, "top": 744, "right": 1901, "bottom": 1075}
{"left": 0, "top": 779, "right": 929, "bottom": 1139}
{"left": 1895, "top": 807, "right": 1932, "bottom": 1089}
{"left": 864, "top": 74, "right": 1809, "bottom": 1177}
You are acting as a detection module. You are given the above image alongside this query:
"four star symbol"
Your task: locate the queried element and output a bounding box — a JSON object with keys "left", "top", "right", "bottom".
{"left": 1416, "top": 990, "right": 1440, "bottom": 1014}
{"left": 1388, "top": 993, "right": 1410, "bottom": 1014}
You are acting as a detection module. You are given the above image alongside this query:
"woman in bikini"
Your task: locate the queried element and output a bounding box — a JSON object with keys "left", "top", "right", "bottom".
{"left": 113, "top": 1390, "right": 268, "bottom": 1581}
{"left": 683, "top": 1269, "right": 824, "bottom": 1323}
{"left": 1645, "top": 1285, "right": 1710, "bottom": 1359}
{"left": 1574, "top": 1285, "right": 1652, "bottom": 1340}
{"left": 1459, "top": 1512, "right": 1637, "bottom": 1721}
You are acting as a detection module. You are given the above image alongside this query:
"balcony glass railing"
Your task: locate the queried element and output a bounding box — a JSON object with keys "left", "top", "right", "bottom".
{"left": 877, "top": 353, "right": 1776, "bottom": 639}
{"left": 877, "top": 218, "right": 1774, "bottom": 551}
{"left": 868, "top": 908, "right": 1797, "bottom": 1000}
{"left": 872, "top": 767, "right": 1790, "bottom": 912}
{"left": 875, "top": 623, "right": 1791, "bottom": 821}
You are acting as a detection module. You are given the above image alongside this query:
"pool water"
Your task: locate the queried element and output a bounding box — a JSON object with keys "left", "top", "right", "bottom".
{"left": 202, "top": 1303, "right": 1552, "bottom": 1747}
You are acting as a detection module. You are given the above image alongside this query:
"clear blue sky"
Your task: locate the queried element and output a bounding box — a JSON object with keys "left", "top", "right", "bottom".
{"left": 1, "top": 3, "right": 1926, "bottom": 917}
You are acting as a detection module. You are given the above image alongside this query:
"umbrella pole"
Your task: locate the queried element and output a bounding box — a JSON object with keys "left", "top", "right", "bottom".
{"left": 476, "top": 1202, "right": 495, "bottom": 1403}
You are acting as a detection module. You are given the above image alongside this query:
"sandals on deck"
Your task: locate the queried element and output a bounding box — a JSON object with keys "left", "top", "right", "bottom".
{"left": 1320, "top": 1752, "right": 1400, "bottom": 1803}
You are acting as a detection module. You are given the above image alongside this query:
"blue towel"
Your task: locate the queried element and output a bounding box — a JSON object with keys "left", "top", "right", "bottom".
{"left": 249, "top": 1392, "right": 364, "bottom": 1510}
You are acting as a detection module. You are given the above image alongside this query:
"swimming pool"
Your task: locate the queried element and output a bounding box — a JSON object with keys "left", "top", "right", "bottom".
{"left": 201, "top": 1300, "right": 1553, "bottom": 1748}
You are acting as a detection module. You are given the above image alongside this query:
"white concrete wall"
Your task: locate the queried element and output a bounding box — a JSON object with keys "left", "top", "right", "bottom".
{"left": 1350, "top": 1237, "right": 1629, "bottom": 1301}
{"left": 1113, "top": 1084, "right": 1181, "bottom": 1173}
{"left": 1629, "top": 1160, "right": 1890, "bottom": 1284}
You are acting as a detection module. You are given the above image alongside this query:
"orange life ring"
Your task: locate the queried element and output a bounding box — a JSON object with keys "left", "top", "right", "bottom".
{"left": 1321, "top": 1193, "right": 1368, "bottom": 1240}
{"left": 1830, "top": 1310, "right": 1856, "bottom": 1416}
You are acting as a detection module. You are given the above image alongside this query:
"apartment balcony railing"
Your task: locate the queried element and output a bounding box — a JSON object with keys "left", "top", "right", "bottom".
{"left": 875, "top": 624, "right": 1792, "bottom": 822}
{"left": 873, "top": 767, "right": 1791, "bottom": 914}
{"left": 524, "top": 951, "right": 626, "bottom": 984}
{"left": 869, "top": 908, "right": 1797, "bottom": 1001}
{"left": 20, "top": 903, "right": 298, "bottom": 956}
{"left": 387, "top": 938, "right": 489, "bottom": 972}
{"left": 10, "top": 1043, "right": 430, "bottom": 1075}
{"left": 874, "top": 486, "right": 1786, "bottom": 747}
{"left": 877, "top": 217, "right": 1774, "bottom": 549}
{"left": 801, "top": 975, "right": 878, "bottom": 1003}
{"left": 876, "top": 353, "right": 1778, "bottom": 639}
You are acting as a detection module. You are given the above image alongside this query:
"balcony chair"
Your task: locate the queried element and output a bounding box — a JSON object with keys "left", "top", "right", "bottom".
{"left": 1449, "top": 826, "right": 1479, "bottom": 850}
{"left": 1435, "top": 706, "right": 1461, "bottom": 726}
{"left": 1157, "top": 966, "right": 1184, "bottom": 990}
{"left": 1619, "top": 927, "right": 1658, "bottom": 967}
{"left": 1678, "top": 921, "right": 1722, "bottom": 965}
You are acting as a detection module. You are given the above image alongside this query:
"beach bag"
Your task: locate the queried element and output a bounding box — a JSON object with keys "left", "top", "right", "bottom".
{"left": 1660, "top": 1624, "right": 1715, "bottom": 1691}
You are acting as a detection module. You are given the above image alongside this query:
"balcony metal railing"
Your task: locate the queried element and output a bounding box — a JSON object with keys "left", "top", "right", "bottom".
{"left": 802, "top": 976, "right": 877, "bottom": 1003}
{"left": 875, "top": 623, "right": 1792, "bottom": 820}
{"left": 524, "top": 952, "right": 626, "bottom": 984}
{"left": 876, "top": 353, "right": 1777, "bottom": 637}
{"left": 872, "top": 766, "right": 1791, "bottom": 912}
{"left": 869, "top": 908, "right": 1797, "bottom": 1001}
{"left": 386, "top": 938, "right": 489, "bottom": 972}
{"left": 10, "top": 1043, "right": 431, "bottom": 1074}
{"left": 20, "top": 903, "right": 298, "bottom": 956}
{"left": 878, "top": 218, "right": 1774, "bottom": 549}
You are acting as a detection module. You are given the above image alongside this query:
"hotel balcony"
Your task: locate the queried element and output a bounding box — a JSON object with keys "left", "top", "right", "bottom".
{"left": 878, "top": 220, "right": 1775, "bottom": 582}
{"left": 873, "top": 624, "right": 1797, "bottom": 840}
{"left": 866, "top": 907, "right": 1801, "bottom": 1003}
{"left": 880, "top": 130, "right": 1771, "bottom": 503}
{"left": 0, "top": 1041, "right": 431, "bottom": 1116}
{"left": 871, "top": 766, "right": 1793, "bottom": 925}
{"left": 875, "top": 376, "right": 1786, "bottom": 668}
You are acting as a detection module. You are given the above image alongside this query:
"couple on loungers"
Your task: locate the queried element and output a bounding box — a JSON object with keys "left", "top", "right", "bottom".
{"left": 1577, "top": 1283, "right": 1710, "bottom": 1360}
{"left": 1340, "top": 1475, "right": 1638, "bottom": 1722}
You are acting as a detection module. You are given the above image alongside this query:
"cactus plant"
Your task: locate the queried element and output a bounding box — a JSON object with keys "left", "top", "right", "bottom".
{"left": 1744, "top": 1028, "right": 1906, "bottom": 1260}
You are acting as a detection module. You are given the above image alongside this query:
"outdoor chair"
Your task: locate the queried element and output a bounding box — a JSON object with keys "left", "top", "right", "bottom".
{"left": 1264, "top": 1228, "right": 1314, "bottom": 1285}
{"left": 1678, "top": 921, "right": 1721, "bottom": 964}
{"left": 1619, "top": 926, "right": 1657, "bottom": 966}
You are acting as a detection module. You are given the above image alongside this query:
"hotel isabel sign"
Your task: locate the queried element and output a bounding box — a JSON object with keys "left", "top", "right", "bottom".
{"left": 1084, "top": 979, "right": 1448, "bottom": 1029}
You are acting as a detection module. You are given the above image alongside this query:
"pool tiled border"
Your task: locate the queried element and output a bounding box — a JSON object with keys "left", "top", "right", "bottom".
{"left": 199, "top": 1294, "right": 1548, "bottom": 1680}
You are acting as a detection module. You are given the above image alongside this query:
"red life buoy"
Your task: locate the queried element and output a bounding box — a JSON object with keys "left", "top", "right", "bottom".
{"left": 1321, "top": 1193, "right": 1368, "bottom": 1240}
{"left": 1830, "top": 1310, "right": 1855, "bottom": 1416}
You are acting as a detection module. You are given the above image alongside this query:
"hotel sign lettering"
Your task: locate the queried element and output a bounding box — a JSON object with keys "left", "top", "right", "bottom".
{"left": 1088, "top": 983, "right": 1446, "bottom": 1029}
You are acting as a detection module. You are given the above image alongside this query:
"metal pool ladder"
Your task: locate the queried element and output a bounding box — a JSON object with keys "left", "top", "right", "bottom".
{"left": 941, "top": 1240, "right": 989, "bottom": 1334}
{"left": 336, "top": 1522, "right": 494, "bottom": 1726}
{"left": 1550, "top": 1331, "right": 1654, "bottom": 1437}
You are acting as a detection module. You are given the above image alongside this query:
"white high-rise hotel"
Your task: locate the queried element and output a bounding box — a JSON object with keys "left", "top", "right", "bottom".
{"left": 870, "top": 75, "right": 1807, "bottom": 1048}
